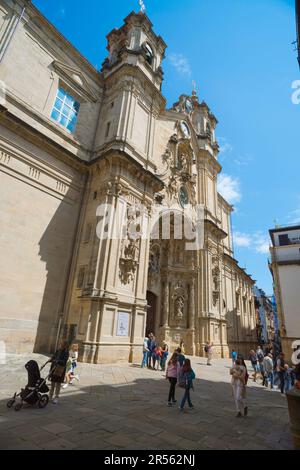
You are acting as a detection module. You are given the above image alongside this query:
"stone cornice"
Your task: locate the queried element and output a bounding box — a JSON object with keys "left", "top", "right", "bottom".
{"left": 0, "top": 105, "right": 86, "bottom": 172}
{"left": 223, "top": 253, "right": 255, "bottom": 285}
{"left": 91, "top": 149, "right": 164, "bottom": 195}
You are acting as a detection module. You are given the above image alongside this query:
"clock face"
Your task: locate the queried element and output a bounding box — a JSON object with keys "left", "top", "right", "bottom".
{"left": 179, "top": 186, "right": 189, "bottom": 208}
{"left": 181, "top": 121, "right": 190, "bottom": 138}
{"left": 185, "top": 99, "right": 193, "bottom": 114}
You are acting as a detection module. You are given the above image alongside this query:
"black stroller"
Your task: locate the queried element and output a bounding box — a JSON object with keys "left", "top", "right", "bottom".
{"left": 7, "top": 360, "right": 50, "bottom": 411}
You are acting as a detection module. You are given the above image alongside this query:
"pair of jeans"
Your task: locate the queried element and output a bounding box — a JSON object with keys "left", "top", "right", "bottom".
{"left": 147, "top": 351, "right": 153, "bottom": 368}
{"left": 161, "top": 353, "right": 168, "bottom": 371}
{"left": 278, "top": 372, "right": 285, "bottom": 394}
{"left": 141, "top": 351, "right": 148, "bottom": 368}
{"left": 180, "top": 388, "right": 193, "bottom": 409}
{"left": 168, "top": 378, "right": 177, "bottom": 403}
{"left": 266, "top": 371, "right": 274, "bottom": 388}
{"left": 284, "top": 377, "right": 292, "bottom": 394}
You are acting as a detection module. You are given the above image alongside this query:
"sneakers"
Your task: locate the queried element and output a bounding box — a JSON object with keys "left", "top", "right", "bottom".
{"left": 62, "top": 384, "right": 68, "bottom": 389}
{"left": 167, "top": 402, "right": 172, "bottom": 407}
{"left": 52, "top": 398, "right": 59, "bottom": 405}
{"left": 172, "top": 400, "right": 177, "bottom": 404}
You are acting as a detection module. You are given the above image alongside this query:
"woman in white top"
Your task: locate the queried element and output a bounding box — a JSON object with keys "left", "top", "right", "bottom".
{"left": 230, "top": 357, "right": 248, "bottom": 418}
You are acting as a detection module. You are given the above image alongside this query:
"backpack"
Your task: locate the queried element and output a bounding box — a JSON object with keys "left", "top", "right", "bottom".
{"left": 257, "top": 352, "right": 264, "bottom": 362}
{"left": 204, "top": 345, "right": 209, "bottom": 353}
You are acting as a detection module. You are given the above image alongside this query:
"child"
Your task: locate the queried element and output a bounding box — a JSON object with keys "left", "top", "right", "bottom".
{"left": 231, "top": 349, "right": 238, "bottom": 367}
{"left": 62, "top": 343, "right": 80, "bottom": 388}
{"left": 166, "top": 353, "right": 180, "bottom": 407}
{"left": 160, "top": 341, "right": 169, "bottom": 372}
{"left": 178, "top": 359, "right": 196, "bottom": 411}
{"left": 154, "top": 346, "right": 162, "bottom": 371}
{"left": 284, "top": 364, "right": 294, "bottom": 394}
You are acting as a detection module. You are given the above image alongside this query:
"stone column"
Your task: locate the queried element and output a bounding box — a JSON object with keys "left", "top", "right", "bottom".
{"left": 162, "top": 280, "right": 169, "bottom": 328}
{"left": 188, "top": 279, "right": 196, "bottom": 355}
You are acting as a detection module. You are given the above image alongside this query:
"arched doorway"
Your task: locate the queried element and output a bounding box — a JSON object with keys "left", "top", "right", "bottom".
{"left": 146, "top": 291, "right": 157, "bottom": 336}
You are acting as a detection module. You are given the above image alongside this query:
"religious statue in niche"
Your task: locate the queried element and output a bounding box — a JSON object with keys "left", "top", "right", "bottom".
{"left": 168, "top": 176, "right": 179, "bottom": 198}
{"left": 148, "top": 243, "right": 160, "bottom": 278}
{"left": 212, "top": 257, "right": 221, "bottom": 306}
{"left": 119, "top": 206, "right": 141, "bottom": 285}
{"left": 172, "top": 281, "right": 187, "bottom": 326}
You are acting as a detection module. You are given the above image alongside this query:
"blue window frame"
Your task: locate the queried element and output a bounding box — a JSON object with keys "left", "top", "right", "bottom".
{"left": 51, "top": 88, "right": 80, "bottom": 133}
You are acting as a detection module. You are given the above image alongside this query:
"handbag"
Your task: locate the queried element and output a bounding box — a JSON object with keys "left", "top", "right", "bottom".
{"left": 52, "top": 364, "right": 65, "bottom": 377}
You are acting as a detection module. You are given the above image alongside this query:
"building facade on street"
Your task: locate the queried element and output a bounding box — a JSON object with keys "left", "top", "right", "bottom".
{"left": 253, "top": 286, "right": 280, "bottom": 347}
{"left": 0, "top": 0, "right": 256, "bottom": 363}
{"left": 269, "top": 225, "right": 300, "bottom": 359}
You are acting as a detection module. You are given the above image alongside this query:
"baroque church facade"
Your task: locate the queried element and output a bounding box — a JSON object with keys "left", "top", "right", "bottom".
{"left": 0, "top": 0, "right": 257, "bottom": 363}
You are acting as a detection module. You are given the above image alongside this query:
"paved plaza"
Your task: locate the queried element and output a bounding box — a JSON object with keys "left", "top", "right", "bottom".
{"left": 0, "top": 354, "right": 294, "bottom": 450}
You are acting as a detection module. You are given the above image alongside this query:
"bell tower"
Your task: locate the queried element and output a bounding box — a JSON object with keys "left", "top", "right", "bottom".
{"left": 94, "top": 11, "right": 167, "bottom": 171}
{"left": 102, "top": 11, "right": 166, "bottom": 91}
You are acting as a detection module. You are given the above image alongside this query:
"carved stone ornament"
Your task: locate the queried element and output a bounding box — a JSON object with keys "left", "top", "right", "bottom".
{"left": 119, "top": 206, "right": 141, "bottom": 285}
{"left": 212, "top": 257, "right": 221, "bottom": 306}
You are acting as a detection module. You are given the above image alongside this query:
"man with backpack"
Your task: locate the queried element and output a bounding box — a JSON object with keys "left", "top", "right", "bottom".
{"left": 256, "top": 346, "right": 265, "bottom": 375}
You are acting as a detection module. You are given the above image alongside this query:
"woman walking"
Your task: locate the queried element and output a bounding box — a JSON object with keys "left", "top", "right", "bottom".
{"left": 48, "top": 340, "right": 69, "bottom": 404}
{"left": 179, "top": 359, "right": 196, "bottom": 411}
{"left": 230, "top": 357, "right": 248, "bottom": 418}
{"left": 166, "top": 352, "right": 180, "bottom": 407}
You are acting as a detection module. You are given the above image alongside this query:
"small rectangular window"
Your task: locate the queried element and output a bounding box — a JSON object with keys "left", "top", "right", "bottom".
{"left": 51, "top": 87, "right": 80, "bottom": 133}
{"left": 106, "top": 122, "right": 111, "bottom": 138}
{"left": 77, "top": 267, "right": 86, "bottom": 289}
{"left": 84, "top": 224, "right": 92, "bottom": 243}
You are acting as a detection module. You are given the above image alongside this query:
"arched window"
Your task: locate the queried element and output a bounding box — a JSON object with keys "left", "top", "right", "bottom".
{"left": 145, "top": 43, "right": 154, "bottom": 66}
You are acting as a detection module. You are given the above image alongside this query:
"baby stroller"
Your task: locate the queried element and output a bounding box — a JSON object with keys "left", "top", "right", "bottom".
{"left": 7, "top": 360, "right": 50, "bottom": 411}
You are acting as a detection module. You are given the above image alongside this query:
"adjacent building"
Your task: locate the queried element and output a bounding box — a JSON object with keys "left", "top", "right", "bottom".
{"left": 269, "top": 225, "right": 300, "bottom": 359}
{"left": 0, "top": 0, "right": 256, "bottom": 363}
{"left": 253, "top": 286, "right": 280, "bottom": 347}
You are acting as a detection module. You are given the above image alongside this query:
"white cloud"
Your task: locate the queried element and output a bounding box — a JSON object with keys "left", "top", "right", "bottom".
{"left": 169, "top": 53, "right": 192, "bottom": 77}
{"left": 233, "top": 232, "right": 251, "bottom": 248}
{"left": 255, "top": 238, "right": 270, "bottom": 254}
{"left": 218, "top": 174, "right": 242, "bottom": 205}
{"left": 232, "top": 230, "right": 270, "bottom": 255}
{"left": 218, "top": 138, "right": 233, "bottom": 157}
{"left": 58, "top": 6, "right": 66, "bottom": 19}
{"left": 287, "top": 198, "right": 300, "bottom": 224}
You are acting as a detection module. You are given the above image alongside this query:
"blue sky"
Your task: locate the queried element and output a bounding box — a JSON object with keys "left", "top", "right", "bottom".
{"left": 33, "top": 0, "right": 299, "bottom": 294}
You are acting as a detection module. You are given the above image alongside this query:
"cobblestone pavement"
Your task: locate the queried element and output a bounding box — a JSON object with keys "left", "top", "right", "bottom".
{"left": 0, "top": 354, "right": 293, "bottom": 450}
